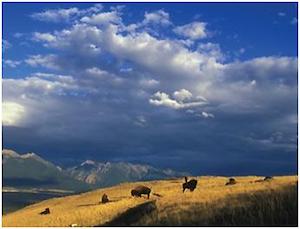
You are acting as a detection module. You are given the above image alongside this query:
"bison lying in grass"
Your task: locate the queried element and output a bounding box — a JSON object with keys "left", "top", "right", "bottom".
{"left": 226, "top": 178, "right": 237, "bottom": 186}
{"left": 131, "top": 185, "right": 151, "bottom": 199}
{"left": 39, "top": 208, "right": 50, "bottom": 215}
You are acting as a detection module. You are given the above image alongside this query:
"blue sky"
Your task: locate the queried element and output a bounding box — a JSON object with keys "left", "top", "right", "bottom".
{"left": 2, "top": 2, "right": 298, "bottom": 175}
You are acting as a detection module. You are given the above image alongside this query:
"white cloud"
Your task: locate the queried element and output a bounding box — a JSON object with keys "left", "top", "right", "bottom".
{"left": 173, "top": 89, "right": 192, "bottom": 102}
{"left": 85, "top": 67, "right": 123, "bottom": 85}
{"left": 29, "top": 15, "right": 222, "bottom": 83}
{"left": 139, "top": 78, "right": 159, "bottom": 88}
{"left": 200, "top": 111, "right": 214, "bottom": 118}
{"left": 31, "top": 72, "right": 75, "bottom": 85}
{"left": 25, "top": 54, "right": 61, "bottom": 70}
{"left": 33, "top": 32, "right": 57, "bottom": 42}
{"left": 149, "top": 90, "right": 207, "bottom": 109}
{"left": 30, "top": 5, "right": 104, "bottom": 23}
{"left": 278, "top": 12, "right": 286, "bottom": 17}
{"left": 3, "top": 102, "right": 25, "bottom": 126}
{"left": 198, "top": 42, "right": 224, "bottom": 61}
{"left": 173, "top": 22, "right": 207, "bottom": 40}
{"left": 86, "top": 67, "right": 107, "bottom": 77}
{"left": 20, "top": 7, "right": 297, "bottom": 129}
{"left": 31, "top": 7, "right": 80, "bottom": 23}
{"left": 143, "top": 10, "right": 171, "bottom": 26}
{"left": 4, "top": 59, "right": 22, "bottom": 68}
{"left": 80, "top": 11, "right": 121, "bottom": 25}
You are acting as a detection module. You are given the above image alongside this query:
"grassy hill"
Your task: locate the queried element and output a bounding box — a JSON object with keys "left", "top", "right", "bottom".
{"left": 2, "top": 175, "right": 297, "bottom": 227}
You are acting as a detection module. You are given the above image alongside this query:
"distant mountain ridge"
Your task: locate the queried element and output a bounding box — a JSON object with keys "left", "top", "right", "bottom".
{"left": 67, "top": 159, "right": 188, "bottom": 187}
{"left": 3, "top": 149, "right": 188, "bottom": 190}
{"left": 3, "top": 149, "right": 90, "bottom": 192}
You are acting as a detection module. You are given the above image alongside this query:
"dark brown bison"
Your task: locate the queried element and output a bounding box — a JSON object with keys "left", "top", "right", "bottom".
{"left": 101, "top": 193, "right": 109, "bottom": 203}
{"left": 182, "top": 176, "right": 197, "bottom": 192}
{"left": 264, "top": 176, "right": 273, "bottom": 181}
{"left": 131, "top": 185, "right": 151, "bottom": 199}
{"left": 39, "top": 208, "right": 50, "bottom": 215}
{"left": 254, "top": 176, "right": 274, "bottom": 183}
{"left": 225, "top": 178, "right": 236, "bottom": 186}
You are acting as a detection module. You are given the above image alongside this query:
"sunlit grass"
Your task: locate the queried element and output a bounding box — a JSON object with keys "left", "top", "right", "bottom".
{"left": 2, "top": 175, "right": 297, "bottom": 227}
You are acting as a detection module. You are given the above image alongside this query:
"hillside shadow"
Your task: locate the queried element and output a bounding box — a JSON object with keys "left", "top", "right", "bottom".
{"left": 132, "top": 183, "right": 298, "bottom": 226}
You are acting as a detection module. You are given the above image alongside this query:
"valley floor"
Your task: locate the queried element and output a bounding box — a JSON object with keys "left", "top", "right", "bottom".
{"left": 2, "top": 175, "right": 298, "bottom": 227}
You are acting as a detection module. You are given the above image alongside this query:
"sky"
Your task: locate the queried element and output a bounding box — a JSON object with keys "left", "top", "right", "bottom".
{"left": 2, "top": 2, "right": 298, "bottom": 175}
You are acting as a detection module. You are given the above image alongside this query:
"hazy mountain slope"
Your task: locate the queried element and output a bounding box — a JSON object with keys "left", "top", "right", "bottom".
{"left": 3, "top": 149, "right": 188, "bottom": 190}
{"left": 67, "top": 160, "right": 188, "bottom": 187}
{"left": 3, "top": 149, "right": 90, "bottom": 192}
{"left": 2, "top": 176, "right": 297, "bottom": 227}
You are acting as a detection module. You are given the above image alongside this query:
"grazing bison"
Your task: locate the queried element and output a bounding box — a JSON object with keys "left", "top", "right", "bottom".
{"left": 39, "top": 208, "right": 50, "bottom": 215}
{"left": 254, "top": 176, "right": 274, "bottom": 183}
{"left": 101, "top": 193, "right": 109, "bottom": 203}
{"left": 225, "top": 178, "right": 237, "bottom": 186}
{"left": 131, "top": 185, "right": 151, "bottom": 199}
{"left": 264, "top": 176, "right": 273, "bottom": 181}
{"left": 182, "top": 176, "right": 198, "bottom": 192}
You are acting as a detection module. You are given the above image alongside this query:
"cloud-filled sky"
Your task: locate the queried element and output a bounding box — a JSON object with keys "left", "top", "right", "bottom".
{"left": 2, "top": 2, "right": 298, "bottom": 175}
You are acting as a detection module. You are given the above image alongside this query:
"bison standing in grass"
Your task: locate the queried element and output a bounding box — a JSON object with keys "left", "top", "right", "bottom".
{"left": 131, "top": 185, "right": 151, "bottom": 199}
{"left": 182, "top": 176, "right": 198, "bottom": 192}
{"left": 101, "top": 193, "right": 109, "bottom": 203}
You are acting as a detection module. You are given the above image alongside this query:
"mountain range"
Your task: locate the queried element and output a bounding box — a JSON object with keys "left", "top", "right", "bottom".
{"left": 3, "top": 149, "right": 188, "bottom": 191}
{"left": 3, "top": 149, "right": 89, "bottom": 192}
{"left": 67, "top": 159, "right": 188, "bottom": 187}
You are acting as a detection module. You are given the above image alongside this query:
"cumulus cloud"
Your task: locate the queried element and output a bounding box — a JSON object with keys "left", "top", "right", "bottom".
{"left": 31, "top": 7, "right": 80, "bottom": 23}
{"left": 173, "top": 22, "right": 207, "bottom": 40}
{"left": 25, "top": 54, "right": 61, "bottom": 70}
{"left": 198, "top": 42, "right": 224, "bottom": 61}
{"left": 3, "top": 102, "right": 25, "bottom": 126}
{"left": 149, "top": 90, "right": 207, "bottom": 109}
{"left": 143, "top": 10, "right": 171, "bottom": 26}
{"left": 33, "top": 32, "right": 57, "bottom": 42}
{"left": 30, "top": 4, "right": 104, "bottom": 23}
{"left": 173, "top": 89, "right": 192, "bottom": 102}
{"left": 80, "top": 11, "right": 121, "bottom": 25}
{"left": 3, "top": 5, "right": 297, "bottom": 174}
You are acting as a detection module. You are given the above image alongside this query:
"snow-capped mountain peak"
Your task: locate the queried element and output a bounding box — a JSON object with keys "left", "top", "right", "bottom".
{"left": 80, "top": 160, "right": 96, "bottom": 166}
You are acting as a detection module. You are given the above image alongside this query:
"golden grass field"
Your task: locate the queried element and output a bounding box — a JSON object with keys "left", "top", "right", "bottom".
{"left": 2, "top": 175, "right": 298, "bottom": 227}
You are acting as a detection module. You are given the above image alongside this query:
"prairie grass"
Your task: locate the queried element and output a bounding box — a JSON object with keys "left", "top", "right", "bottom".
{"left": 2, "top": 175, "right": 297, "bottom": 227}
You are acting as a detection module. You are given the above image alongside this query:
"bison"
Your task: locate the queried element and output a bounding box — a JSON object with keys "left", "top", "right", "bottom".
{"left": 101, "top": 193, "right": 109, "bottom": 203}
{"left": 182, "top": 176, "right": 198, "bottom": 192}
{"left": 254, "top": 176, "right": 274, "bottom": 183}
{"left": 225, "top": 178, "right": 237, "bottom": 186}
{"left": 39, "top": 208, "right": 50, "bottom": 215}
{"left": 131, "top": 185, "right": 151, "bottom": 199}
{"left": 264, "top": 176, "right": 273, "bottom": 181}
